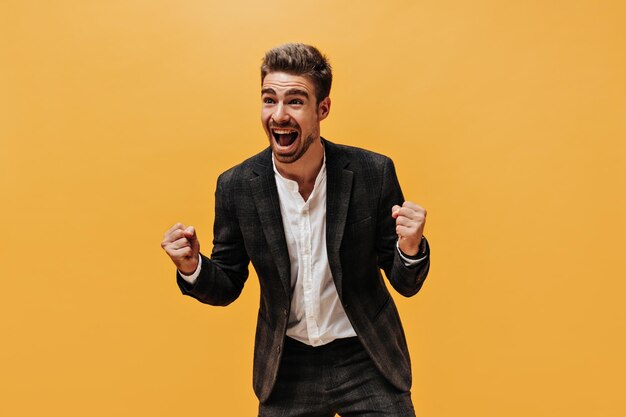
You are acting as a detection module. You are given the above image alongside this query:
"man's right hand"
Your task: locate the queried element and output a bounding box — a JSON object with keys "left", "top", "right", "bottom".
{"left": 161, "top": 223, "right": 200, "bottom": 275}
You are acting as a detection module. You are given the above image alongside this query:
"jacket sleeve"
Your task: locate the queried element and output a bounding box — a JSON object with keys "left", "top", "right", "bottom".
{"left": 375, "top": 157, "right": 430, "bottom": 297}
{"left": 176, "top": 173, "right": 251, "bottom": 306}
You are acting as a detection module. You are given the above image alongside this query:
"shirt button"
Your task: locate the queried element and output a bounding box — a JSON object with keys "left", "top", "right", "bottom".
{"left": 283, "top": 309, "right": 288, "bottom": 317}
{"left": 276, "top": 346, "right": 281, "bottom": 353}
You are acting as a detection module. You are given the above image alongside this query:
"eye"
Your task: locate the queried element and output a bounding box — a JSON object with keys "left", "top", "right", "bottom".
{"left": 263, "top": 97, "right": 275, "bottom": 104}
{"left": 289, "top": 99, "right": 304, "bottom": 105}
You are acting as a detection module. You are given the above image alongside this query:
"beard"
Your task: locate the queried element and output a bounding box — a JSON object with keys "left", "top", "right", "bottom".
{"left": 273, "top": 133, "right": 314, "bottom": 164}
{"left": 270, "top": 125, "right": 317, "bottom": 164}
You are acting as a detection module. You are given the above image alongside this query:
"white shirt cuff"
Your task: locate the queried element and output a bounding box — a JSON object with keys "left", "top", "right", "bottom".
{"left": 179, "top": 254, "right": 202, "bottom": 284}
{"left": 396, "top": 241, "right": 427, "bottom": 267}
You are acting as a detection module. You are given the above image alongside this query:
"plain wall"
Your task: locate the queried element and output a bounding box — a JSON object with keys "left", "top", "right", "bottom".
{"left": 1, "top": 1, "right": 625, "bottom": 416}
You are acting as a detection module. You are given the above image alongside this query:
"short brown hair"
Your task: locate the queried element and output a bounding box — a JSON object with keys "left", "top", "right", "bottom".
{"left": 261, "top": 43, "right": 332, "bottom": 103}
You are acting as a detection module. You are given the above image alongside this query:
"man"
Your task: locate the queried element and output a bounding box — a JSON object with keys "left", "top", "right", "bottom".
{"left": 161, "top": 43, "right": 430, "bottom": 417}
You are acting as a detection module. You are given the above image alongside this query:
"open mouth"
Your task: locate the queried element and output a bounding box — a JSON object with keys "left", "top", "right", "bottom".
{"left": 272, "top": 128, "right": 299, "bottom": 147}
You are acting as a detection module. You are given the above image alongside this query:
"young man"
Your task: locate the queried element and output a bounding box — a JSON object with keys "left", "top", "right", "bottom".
{"left": 161, "top": 43, "right": 430, "bottom": 417}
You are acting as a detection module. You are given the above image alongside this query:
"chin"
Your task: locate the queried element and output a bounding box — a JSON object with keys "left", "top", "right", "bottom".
{"left": 276, "top": 133, "right": 316, "bottom": 164}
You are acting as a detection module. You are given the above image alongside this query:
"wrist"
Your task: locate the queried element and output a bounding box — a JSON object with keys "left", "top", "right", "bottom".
{"left": 178, "top": 256, "right": 200, "bottom": 276}
{"left": 398, "top": 236, "right": 426, "bottom": 259}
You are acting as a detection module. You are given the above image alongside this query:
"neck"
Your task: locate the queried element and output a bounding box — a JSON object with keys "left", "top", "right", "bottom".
{"left": 274, "top": 138, "right": 324, "bottom": 187}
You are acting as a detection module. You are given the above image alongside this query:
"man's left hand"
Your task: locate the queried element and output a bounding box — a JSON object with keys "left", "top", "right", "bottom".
{"left": 391, "top": 202, "right": 427, "bottom": 256}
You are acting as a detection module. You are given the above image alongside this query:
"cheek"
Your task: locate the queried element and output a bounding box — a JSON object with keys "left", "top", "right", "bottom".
{"left": 302, "top": 116, "right": 317, "bottom": 131}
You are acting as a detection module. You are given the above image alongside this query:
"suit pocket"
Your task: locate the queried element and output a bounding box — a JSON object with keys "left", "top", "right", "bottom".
{"left": 344, "top": 216, "right": 374, "bottom": 240}
{"left": 345, "top": 215, "right": 372, "bottom": 229}
{"left": 343, "top": 216, "right": 375, "bottom": 255}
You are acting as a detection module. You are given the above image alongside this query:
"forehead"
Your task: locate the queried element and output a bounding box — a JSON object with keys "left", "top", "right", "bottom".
{"left": 262, "top": 72, "right": 315, "bottom": 95}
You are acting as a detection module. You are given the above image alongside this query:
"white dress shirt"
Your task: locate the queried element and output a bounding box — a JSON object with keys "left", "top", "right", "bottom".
{"left": 180, "top": 151, "right": 426, "bottom": 346}
{"left": 272, "top": 154, "right": 356, "bottom": 346}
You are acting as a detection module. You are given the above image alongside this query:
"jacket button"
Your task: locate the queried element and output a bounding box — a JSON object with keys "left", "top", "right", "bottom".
{"left": 276, "top": 346, "right": 281, "bottom": 353}
{"left": 283, "top": 309, "right": 288, "bottom": 317}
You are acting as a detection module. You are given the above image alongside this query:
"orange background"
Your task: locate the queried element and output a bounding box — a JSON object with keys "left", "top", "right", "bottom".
{"left": 2, "top": 1, "right": 625, "bottom": 416}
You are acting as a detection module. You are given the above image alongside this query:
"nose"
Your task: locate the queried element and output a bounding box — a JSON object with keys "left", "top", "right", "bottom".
{"left": 271, "top": 103, "right": 290, "bottom": 124}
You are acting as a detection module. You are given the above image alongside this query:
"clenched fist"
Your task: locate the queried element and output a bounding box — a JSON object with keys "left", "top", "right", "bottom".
{"left": 391, "top": 202, "right": 427, "bottom": 256}
{"left": 161, "top": 223, "right": 200, "bottom": 275}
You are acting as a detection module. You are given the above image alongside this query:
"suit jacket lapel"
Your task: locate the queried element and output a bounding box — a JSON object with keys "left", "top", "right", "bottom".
{"left": 324, "top": 140, "right": 353, "bottom": 299}
{"left": 250, "top": 149, "right": 292, "bottom": 299}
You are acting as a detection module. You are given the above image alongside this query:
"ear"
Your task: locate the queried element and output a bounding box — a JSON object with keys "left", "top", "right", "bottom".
{"left": 317, "top": 97, "right": 331, "bottom": 121}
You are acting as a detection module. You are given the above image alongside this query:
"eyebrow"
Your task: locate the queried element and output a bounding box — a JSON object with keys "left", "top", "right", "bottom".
{"left": 261, "top": 88, "right": 309, "bottom": 99}
{"left": 285, "top": 88, "right": 309, "bottom": 98}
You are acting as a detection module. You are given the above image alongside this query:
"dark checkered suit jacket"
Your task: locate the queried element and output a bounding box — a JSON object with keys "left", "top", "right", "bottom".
{"left": 177, "top": 139, "right": 430, "bottom": 402}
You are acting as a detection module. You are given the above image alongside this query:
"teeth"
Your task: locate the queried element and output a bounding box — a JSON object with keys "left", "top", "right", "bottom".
{"left": 273, "top": 129, "right": 295, "bottom": 134}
